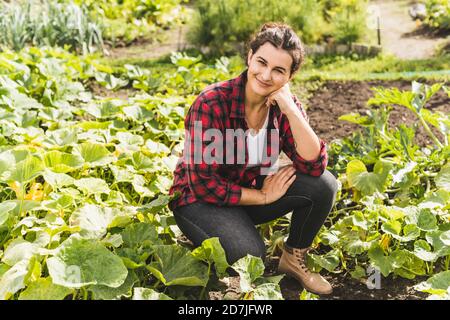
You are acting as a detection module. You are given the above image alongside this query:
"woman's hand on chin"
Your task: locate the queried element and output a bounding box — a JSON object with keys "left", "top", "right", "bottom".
{"left": 265, "top": 83, "right": 297, "bottom": 115}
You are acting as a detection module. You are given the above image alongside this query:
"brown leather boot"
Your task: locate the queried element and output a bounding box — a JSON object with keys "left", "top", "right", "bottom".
{"left": 278, "top": 243, "right": 333, "bottom": 295}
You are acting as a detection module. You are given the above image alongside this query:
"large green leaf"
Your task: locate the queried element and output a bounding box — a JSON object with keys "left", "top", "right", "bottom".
{"left": 131, "top": 174, "right": 154, "bottom": 197}
{"left": 69, "top": 204, "right": 117, "bottom": 239}
{"left": 145, "top": 139, "right": 170, "bottom": 155}
{"left": 426, "top": 230, "right": 450, "bottom": 258}
{"left": 94, "top": 72, "right": 128, "bottom": 91}
{"left": 351, "top": 211, "right": 369, "bottom": 230}
{"left": 417, "top": 209, "right": 438, "bottom": 231}
{"left": 73, "top": 142, "right": 114, "bottom": 167}
{"left": 132, "top": 152, "right": 157, "bottom": 172}
{"left": 252, "top": 283, "right": 283, "bottom": 300}
{"left": 84, "top": 100, "right": 123, "bottom": 119}
{"left": 123, "top": 105, "right": 154, "bottom": 123}
{"left": 381, "top": 220, "right": 402, "bottom": 237}
{"left": 309, "top": 249, "right": 340, "bottom": 272}
{"left": 343, "top": 235, "right": 373, "bottom": 256}
{"left": 146, "top": 245, "right": 208, "bottom": 287}
{"left": 43, "top": 151, "right": 83, "bottom": 173}
{"left": 8, "top": 156, "right": 44, "bottom": 184}
{"left": 440, "top": 230, "right": 450, "bottom": 246}
{"left": 0, "top": 260, "right": 30, "bottom": 300}
{"left": 2, "top": 239, "right": 40, "bottom": 266}
{"left": 346, "top": 159, "right": 392, "bottom": 196}
{"left": 368, "top": 87, "right": 416, "bottom": 113}
{"left": 191, "top": 237, "right": 230, "bottom": 278}
{"left": 395, "top": 224, "right": 420, "bottom": 242}
{"left": 90, "top": 271, "right": 138, "bottom": 300}
{"left": 414, "top": 271, "right": 450, "bottom": 296}
{"left": 413, "top": 240, "right": 438, "bottom": 262}
{"left": 109, "top": 165, "right": 135, "bottom": 183}
{"left": 231, "top": 255, "right": 265, "bottom": 293}
{"left": 115, "top": 132, "right": 144, "bottom": 152}
{"left": 18, "top": 278, "right": 72, "bottom": 300}
{"left": 121, "top": 222, "right": 159, "bottom": 249}
{"left": 368, "top": 245, "right": 396, "bottom": 277}
{"left": 42, "top": 169, "right": 74, "bottom": 189}
{"left": 44, "top": 128, "right": 78, "bottom": 147}
{"left": 74, "top": 177, "right": 110, "bottom": 195}
{"left": 2, "top": 200, "right": 41, "bottom": 216}
{"left": 419, "top": 189, "right": 450, "bottom": 210}
{"left": 47, "top": 236, "right": 128, "bottom": 288}
{"left": 392, "top": 249, "right": 426, "bottom": 279}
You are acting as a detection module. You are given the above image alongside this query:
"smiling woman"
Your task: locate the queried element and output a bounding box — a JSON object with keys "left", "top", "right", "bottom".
{"left": 169, "top": 22, "right": 338, "bottom": 295}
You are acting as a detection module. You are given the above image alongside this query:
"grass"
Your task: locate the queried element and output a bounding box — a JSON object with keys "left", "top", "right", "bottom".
{"left": 295, "top": 53, "right": 450, "bottom": 81}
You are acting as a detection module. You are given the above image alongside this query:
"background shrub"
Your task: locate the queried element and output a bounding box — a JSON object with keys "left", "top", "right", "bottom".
{"left": 187, "top": 0, "right": 368, "bottom": 57}
{"left": 423, "top": 0, "right": 450, "bottom": 31}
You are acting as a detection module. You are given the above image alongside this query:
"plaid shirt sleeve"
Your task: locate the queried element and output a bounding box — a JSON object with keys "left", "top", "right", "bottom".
{"left": 280, "top": 95, "right": 328, "bottom": 176}
{"left": 184, "top": 95, "right": 242, "bottom": 206}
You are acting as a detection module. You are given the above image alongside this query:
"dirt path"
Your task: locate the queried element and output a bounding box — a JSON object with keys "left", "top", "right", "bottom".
{"left": 105, "top": 7, "right": 194, "bottom": 61}
{"left": 374, "top": 0, "right": 446, "bottom": 59}
{"left": 106, "top": 26, "right": 188, "bottom": 60}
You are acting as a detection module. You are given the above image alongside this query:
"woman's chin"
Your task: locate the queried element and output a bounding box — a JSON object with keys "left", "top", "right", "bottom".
{"left": 252, "top": 82, "right": 270, "bottom": 96}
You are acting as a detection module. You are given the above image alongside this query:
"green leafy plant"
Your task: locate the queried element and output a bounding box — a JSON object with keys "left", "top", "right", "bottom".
{"left": 423, "top": 0, "right": 450, "bottom": 31}
{"left": 0, "top": 0, "right": 104, "bottom": 54}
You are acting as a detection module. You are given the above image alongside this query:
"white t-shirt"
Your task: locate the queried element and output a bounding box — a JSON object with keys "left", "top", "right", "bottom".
{"left": 246, "top": 111, "right": 269, "bottom": 167}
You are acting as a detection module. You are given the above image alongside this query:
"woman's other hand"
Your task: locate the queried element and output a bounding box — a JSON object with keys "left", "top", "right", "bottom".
{"left": 261, "top": 165, "right": 296, "bottom": 204}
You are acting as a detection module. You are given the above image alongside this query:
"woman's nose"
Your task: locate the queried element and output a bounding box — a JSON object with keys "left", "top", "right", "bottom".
{"left": 261, "top": 69, "right": 271, "bottom": 81}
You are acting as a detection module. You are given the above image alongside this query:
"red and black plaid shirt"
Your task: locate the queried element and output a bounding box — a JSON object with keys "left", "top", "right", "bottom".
{"left": 168, "top": 69, "right": 328, "bottom": 211}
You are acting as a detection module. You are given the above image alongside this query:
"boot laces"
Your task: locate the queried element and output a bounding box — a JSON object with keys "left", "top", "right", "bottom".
{"left": 293, "top": 249, "right": 311, "bottom": 274}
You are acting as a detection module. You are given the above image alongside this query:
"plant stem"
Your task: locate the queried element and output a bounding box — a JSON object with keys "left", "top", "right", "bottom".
{"left": 152, "top": 279, "right": 161, "bottom": 289}
{"left": 332, "top": 205, "right": 362, "bottom": 215}
{"left": 418, "top": 115, "right": 443, "bottom": 149}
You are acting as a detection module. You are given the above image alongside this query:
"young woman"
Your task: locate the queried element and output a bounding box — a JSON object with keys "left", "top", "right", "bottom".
{"left": 168, "top": 22, "right": 338, "bottom": 295}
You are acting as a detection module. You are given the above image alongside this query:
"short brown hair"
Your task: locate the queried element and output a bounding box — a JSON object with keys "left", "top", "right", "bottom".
{"left": 245, "top": 22, "right": 305, "bottom": 76}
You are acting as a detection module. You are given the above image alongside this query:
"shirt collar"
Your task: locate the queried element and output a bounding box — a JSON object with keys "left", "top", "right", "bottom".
{"left": 230, "top": 69, "right": 248, "bottom": 119}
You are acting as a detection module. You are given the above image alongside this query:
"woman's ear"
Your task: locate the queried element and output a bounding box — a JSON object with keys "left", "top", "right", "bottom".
{"left": 247, "top": 50, "right": 253, "bottom": 66}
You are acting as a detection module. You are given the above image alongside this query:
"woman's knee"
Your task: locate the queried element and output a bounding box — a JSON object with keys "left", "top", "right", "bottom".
{"left": 292, "top": 169, "right": 338, "bottom": 201}
{"left": 319, "top": 170, "right": 339, "bottom": 199}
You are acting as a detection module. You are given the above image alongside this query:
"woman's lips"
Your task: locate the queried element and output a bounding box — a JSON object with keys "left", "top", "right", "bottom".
{"left": 256, "top": 78, "right": 271, "bottom": 88}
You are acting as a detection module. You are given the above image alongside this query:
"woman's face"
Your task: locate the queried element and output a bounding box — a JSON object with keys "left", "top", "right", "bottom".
{"left": 246, "top": 42, "right": 293, "bottom": 98}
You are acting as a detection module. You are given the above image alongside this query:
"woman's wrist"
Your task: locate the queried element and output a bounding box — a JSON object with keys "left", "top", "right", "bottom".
{"left": 260, "top": 189, "right": 267, "bottom": 205}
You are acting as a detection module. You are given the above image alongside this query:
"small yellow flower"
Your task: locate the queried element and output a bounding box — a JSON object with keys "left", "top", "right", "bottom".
{"left": 24, "top": 182, "right": 44, "bottom": 201}
{"left": 379, "top": 234, "right": 391, "bottom": 252}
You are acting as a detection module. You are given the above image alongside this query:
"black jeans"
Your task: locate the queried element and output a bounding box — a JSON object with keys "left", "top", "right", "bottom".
{"left": 172, "top": 170, "right": 338, "bottom": 265}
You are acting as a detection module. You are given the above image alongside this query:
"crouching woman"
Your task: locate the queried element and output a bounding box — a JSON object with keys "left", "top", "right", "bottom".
{"left": 168, "top": 22, "right": 338, "bottom": 295}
